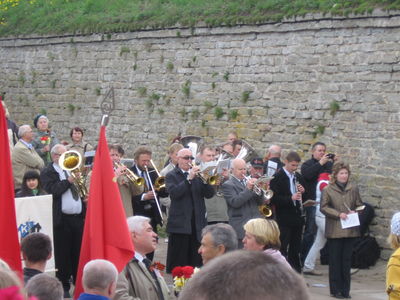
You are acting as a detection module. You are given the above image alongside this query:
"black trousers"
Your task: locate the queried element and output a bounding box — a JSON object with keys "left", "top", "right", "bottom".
{"left": 53, "top": 214, "right": 84, "bottom": 291}
{"left": 166, "top": 233, "right": 202, "bottom": 273}
{"left": 279, "top": 222, "right": 303, "bottom": 273}
{"left": 328, "top": 237, "right": 356, "bottom": 297}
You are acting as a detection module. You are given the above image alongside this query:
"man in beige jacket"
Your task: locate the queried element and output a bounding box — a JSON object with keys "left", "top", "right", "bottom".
{"left": 114, "top": 216, "right": 171, "bottom": 300}
{"left": 12, "top": 125, "right": 44, "bottom": 191}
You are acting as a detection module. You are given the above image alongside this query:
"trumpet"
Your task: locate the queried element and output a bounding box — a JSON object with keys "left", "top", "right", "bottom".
{"left": 149, "top": 159, "right": 165, "bottom": 191}
{"left": 188, "top": 162, "right": 218, "bottom": 185}
{"left": 245, "top": 175, "right": 274, "bottom": 218}
{"left": 59, "top": 150, "right": 88, "bottom": 199}
{"left": 113, "top": 161, "right": 145, "bottom": 186}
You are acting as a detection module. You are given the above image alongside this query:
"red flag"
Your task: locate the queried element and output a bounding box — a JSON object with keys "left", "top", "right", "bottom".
{"left": 0, "top": 102, "right": 22, "bottom": 274}
{"left": 74, "top": 126, "right": 134, "bottom": 299}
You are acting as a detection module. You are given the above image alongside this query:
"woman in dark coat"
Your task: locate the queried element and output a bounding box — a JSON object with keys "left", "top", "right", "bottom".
{"left": 320, "top": 161, "right": 363, "bottom": 299}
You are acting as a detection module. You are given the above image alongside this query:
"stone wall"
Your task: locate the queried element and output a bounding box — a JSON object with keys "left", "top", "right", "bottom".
{"left": 1, "top": 12, "right": 400, "bottom": 253}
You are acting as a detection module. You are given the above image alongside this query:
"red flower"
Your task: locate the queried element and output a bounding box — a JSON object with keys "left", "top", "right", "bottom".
{"left": 172, "top": 266, "right": 183, "bottom": 277}
{"left": 152, "top": 261, "right": 165, "bottom": 272}
{"left": 40, "top": 136, "right": 49, "bottom": 142}
{"left": 182, "top": 266, "right": 194, "bottom": 279}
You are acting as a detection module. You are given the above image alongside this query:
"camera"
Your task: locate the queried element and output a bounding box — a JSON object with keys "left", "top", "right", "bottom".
{"left": 326, "top": 153, "right": 335, "bottom": 159}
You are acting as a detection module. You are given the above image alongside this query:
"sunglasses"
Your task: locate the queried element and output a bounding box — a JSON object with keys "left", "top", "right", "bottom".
{"left": 181, "top": 156, "right": 194, "bottom": 160}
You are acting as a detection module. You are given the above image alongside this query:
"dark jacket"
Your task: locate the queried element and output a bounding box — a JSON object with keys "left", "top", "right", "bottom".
{"left": 166, "top": 167, "right": 215, "bottom": 242}
{"left": 263, "top": 157, "right": 284, "bottom": 175}
{"left": 301, "top": 157, "right": 333, "bottom": 201}
{"left": 270, "top": 169, "right": 304, "bottom": 227}
{"left": 222, "top": 176, "right": 263, "bottom": 239}
{"left": 40, "top": 163, "right": 85, "bottom": 227}
{"left": 130, "top": 165, "right": 169, "bottom": 226}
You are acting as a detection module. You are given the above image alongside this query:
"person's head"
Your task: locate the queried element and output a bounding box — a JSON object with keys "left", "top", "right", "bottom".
{"left": 267, "top": 145, "right": 282, "bottom": 159}
{"left": 109, "top": 144, "right": 124, "bottom": 163}
{"left": 134, "top": 146, "right": 152, "bottom": 170}
{"left": 232, "top": 140, "right": 243, "bottom": 157}
{"left": 21, "top": 170, "right": 42, "bottom": 192}
{"left": 26, "top": 273, "right": 63, "bottom": 300}
{"left": 82, "top": 259, "right": 118, "bottom": 298}
{"left": 199, "top": 224, "right": 238, "bottom": 265}
{"left": 18, "top": 125, "right": 34, "bottom": 143}
{"left": 127, "top": 216, "right": 157, "bottom": 256}
{"left": 221, "top": 142, "right": 233, "bottom": 155}
{"left": 50, "top": 144, "right": 66, "bottom": 164}
{"left": 331, "top": 161, "right": 351, "bottom": 184}
{"left": 227, "top": 132, "right": 238, "bottom": 143}
{"left": 243, "top": 218, "right": 281, "bottom": 251}
{"left": 249, "top": 158, "right": 264, "bottom": 178}
{"left": 179, "top": 250, "right": 310, "bottom": 300}
{"left": 0, "top": 268, "right": 21, "bottom": 289}
{"left": 21, "top": 232, "right": 52, "bottom": 265}
{"left": 231, "top": 158, "right": 247, "bottom": 180}
{"left": 311, "top": 142, "right": 326, "bottom": 161}
{"left": 388, "top": 212, "right": 400, "bottom": 250}
{"left": 33, "top": 115, "right": 49, "bottom": 132}
{"left": 284, "top": 151, "right": 301, "bottom": 174}
{"left": 199, "top": 146, "right": 215, "bottom": 163}
{"left": 177, "top": 148, "right": 194, "bottom": 171}
{"left": 70, "top": 127, "right": 84, "bottom": 144}
{"left": 168, "top": 143, "right": 184, "bottom": 165}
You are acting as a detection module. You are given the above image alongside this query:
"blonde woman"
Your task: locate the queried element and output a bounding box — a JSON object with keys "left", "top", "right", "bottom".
{"left": 243, "top": 218, "right": 291, "bottom": 268}
{"left": 387, "top": 212, "right": 400, "bottom": 300}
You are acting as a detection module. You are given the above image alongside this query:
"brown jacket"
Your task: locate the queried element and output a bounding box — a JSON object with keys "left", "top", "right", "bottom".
{"left": 320, "top": 181, "right": 363, "bottom": 239}
{"left": 12, "top": 140, "right": 45, "bottom": 189}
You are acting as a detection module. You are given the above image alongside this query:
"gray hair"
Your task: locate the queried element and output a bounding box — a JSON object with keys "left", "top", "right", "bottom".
{"left": 179, "top": 251, "right": 310, "bottom": 300}
{"left": 202, "top": 224, "right": 238, "bottom": 253}
{"left": 127, "top": 216, "right": 151, "bottom": 233}
{"left": 268, "top": 145, "right": 281, "bottom": 156}
{"left": 83, "top": 259, "right": 118, "bottom": 291}
{"left": 18, "top": 125, "right": 31, "bottom": 138}
{"left": 26, "top": 273, "right": 63, "bottom": 300}
{"left": 51, "top": 144, "right": 66, "bottom": 155}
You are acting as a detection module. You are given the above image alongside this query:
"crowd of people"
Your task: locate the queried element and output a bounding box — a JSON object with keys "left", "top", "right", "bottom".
{"left": 1, "top": 99, "right": 399, "bottom": 300}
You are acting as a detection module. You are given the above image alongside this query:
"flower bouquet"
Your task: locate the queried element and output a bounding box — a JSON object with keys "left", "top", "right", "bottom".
{"left": 171, "top": 266, "right": 199, "bottom": 296}
{"left": 40, "top": 134, "right": 51, "bottom": 163}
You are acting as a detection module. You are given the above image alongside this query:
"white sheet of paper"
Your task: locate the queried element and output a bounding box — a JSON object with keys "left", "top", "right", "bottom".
{"left": 267, "top": 160, "right": 278, "bottom": 177}
{"left": 340, "top": 212, "right": 360, "bottom": 229}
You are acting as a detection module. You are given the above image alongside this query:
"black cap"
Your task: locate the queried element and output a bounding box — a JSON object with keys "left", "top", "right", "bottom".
{"left": 250, "top": 157, "right": 264, "bottom": 168}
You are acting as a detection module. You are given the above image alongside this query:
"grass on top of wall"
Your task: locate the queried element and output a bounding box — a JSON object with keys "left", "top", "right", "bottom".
{"left": 0, "top": 0, "right": 399, "bottom": 37}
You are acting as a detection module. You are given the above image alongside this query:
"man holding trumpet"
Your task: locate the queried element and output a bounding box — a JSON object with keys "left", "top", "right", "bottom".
{"left": 165, "top": 148, "right": 215, "bottom": 273}
{"left": 221, "top": 158, "right": 264, "bottom": 248}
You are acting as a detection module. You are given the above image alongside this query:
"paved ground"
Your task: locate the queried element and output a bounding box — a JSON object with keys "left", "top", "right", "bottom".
{"left": 154, "top": 238, "right": 387, "bottom": 300}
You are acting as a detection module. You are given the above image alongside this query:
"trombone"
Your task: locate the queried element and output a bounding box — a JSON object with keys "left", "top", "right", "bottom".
{"left": 59, "top": 150, "right": 88, "bottom": 200}
{"left": 144, "top": 165, "right": 164, "bottom": 221}
{"left": 149, "top": 159, "right": 166, "bottom": 192}
{"left": 113, "top": 161, "right": 145, "bottom": 186}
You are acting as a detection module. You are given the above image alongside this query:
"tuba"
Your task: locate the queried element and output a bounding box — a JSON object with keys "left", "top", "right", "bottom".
{"left": 236, "top": 139, "right": 258, "bottom": 163}
{"left": 180, "top": 135, "right": 204, "bottom": 157}
{"left": 59, "top": 150, "right": 88, "bottom": 199}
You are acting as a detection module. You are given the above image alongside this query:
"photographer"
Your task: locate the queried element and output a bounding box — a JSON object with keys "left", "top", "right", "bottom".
{"left": 300, "top": 142, "right": 336, "bottom": 264}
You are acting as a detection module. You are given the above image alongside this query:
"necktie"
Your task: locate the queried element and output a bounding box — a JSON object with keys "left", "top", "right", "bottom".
{"left": 143, "top": 258, "right": 165, "bottom": 300}
{"left": 64, "top": 170, "right": 79, "bottom": 201}
{"left": 183, "top": 172, "right": 189, "bottom": 179}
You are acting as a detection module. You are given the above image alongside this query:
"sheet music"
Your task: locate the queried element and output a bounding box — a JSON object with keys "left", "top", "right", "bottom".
{"left": 340, "top": 212, "right": 360, "bottom": 229}
{"left": 217, "top": 158, "right": 231, "bottom": 174}
{"left": 267, "top": 160, "right": 278, "bottom": 177}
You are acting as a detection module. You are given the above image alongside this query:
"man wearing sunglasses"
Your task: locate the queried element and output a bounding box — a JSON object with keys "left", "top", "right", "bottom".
{"left": 165, "top": 148, "right": 215, "bottom": 273}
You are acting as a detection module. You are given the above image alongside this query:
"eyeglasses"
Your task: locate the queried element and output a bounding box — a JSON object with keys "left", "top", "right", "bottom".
{"left": 181, "top": 156, "right": 194, "bottom": 160}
